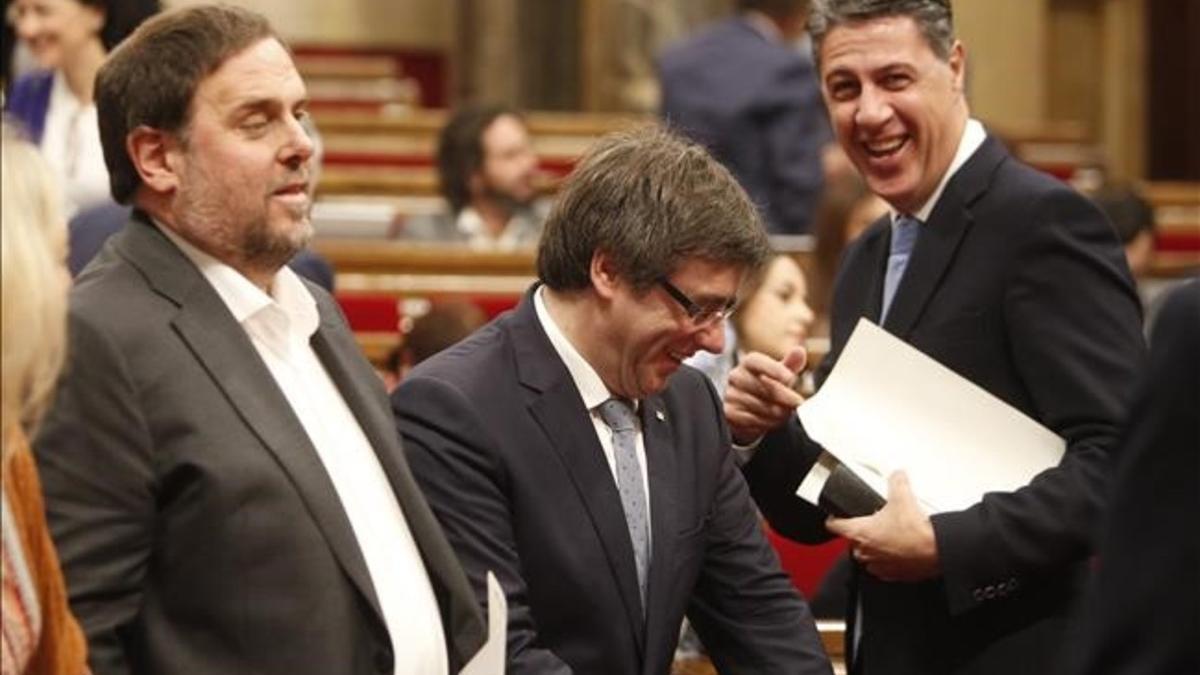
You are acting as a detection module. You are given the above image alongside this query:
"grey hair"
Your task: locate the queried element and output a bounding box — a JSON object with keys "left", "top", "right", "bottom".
{"left": 809, "top": 0, "right": 955, "bottom": 70}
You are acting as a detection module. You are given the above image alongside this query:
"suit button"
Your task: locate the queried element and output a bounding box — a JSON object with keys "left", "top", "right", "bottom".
{"left": 973, "top": 588, "right": 985, "bottom": 602}
{"left": 1009, "top": 577, "right": 1020, "bottom": 591}
{"left": 984, "top": 585, "right": 996, "bottom": 599}
{"left": 374, "top": 648, "right": 393, "bottom": 672}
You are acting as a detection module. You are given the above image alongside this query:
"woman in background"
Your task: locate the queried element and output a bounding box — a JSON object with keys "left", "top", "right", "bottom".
{"left": 809, "top": 170, "right": 887, "bottom": 335}
{"left": 5, "top": 0, "right": 159, "bottom": 216}
{"left": 1, "top": 126, "right": 87, "bottom": 675}
{"left": 687, "top": 253, "right": 815, "bottom": 396}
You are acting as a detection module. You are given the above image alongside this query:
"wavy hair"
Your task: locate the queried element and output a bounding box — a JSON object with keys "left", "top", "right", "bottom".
{"left": 1, "top": 125, "right": 69, "bottom": 458}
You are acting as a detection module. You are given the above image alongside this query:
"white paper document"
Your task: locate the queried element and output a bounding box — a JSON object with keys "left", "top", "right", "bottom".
{"left": 796, "top": 319, "right": 1066, "bottom": 514}
{"left": 460, "top": 571, "right": 507, "bottom": 675}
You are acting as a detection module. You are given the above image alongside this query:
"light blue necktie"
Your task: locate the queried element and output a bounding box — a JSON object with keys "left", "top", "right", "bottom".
{"left": 597, "top": 398, "right": 650, "bottom": 611}
{"left": 881, "top": 214, "right": 920, "bottom": 322}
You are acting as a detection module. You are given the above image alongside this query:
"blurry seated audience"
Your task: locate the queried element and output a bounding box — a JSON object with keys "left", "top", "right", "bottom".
{"left": 402, "top": 103, "right": 549, "bottom": 248}
{"left": 381, "top": 301, "right": 487, "bottom": 391}
{"left": 1066, "top": 279, "right": 1199, "bottom": 675}
{"left": 687, "top": 253, "right": 815, "bottom": 398}
{"left": 1, "top": 125, "right": 88, "bottom": 674}
{"left": 66, "top": 201, "right": 335, "bottom": 290}
{"left": 810, "top": 169, "right": 887, "bottom": 333}
{"left": 5, "top": 0, "right": 160, "bottom": 217}
{"left": 1090, "top": 183, "right": 1156, "bottom": 279}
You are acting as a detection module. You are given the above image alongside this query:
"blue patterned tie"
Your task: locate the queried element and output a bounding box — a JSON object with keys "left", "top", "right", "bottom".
{"left": 881, "top": 214, "right": 920, "bottom": 322}
{"left": 597, "top": 398, "right": 650, "bottom": 611}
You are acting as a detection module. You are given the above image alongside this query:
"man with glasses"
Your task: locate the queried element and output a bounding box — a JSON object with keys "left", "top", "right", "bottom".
{"left": 391, "top": 127, "right": 832, "bottom": 675}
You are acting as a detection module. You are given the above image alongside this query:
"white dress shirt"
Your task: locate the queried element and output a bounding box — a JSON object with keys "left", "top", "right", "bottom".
{"left": 897, "top": 118, "right": 987, "bottom": 225}
{"left": 533, "top": 286, "right": 653, "bottom": 541}
{"left": 158, "top": 225, "right": 448, "bottom": 675}
{"left": 39, "top": 72, "right": 110, "bottom": 217}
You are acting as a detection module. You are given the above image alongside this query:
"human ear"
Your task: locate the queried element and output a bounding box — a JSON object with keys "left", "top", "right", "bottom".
{"left": 126, "top": 126, "right": 182, "bottom": 195}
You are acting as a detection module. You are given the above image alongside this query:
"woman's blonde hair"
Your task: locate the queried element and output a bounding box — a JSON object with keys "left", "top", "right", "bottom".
{"left": 1, "top": 124, "right": 69, "bottom": 458}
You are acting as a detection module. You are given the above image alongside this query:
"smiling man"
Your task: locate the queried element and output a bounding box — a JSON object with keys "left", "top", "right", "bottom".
{"left": 723, "top": 1, "right": 1145, "bottom": 673}
{"left": 33, "top": 6, "right": 483, "bottom": 674}
{"left": 392, "top": 127, "right": 832, "bottom": 675}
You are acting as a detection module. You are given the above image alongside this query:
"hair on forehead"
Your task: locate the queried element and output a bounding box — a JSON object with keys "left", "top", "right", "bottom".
{"left": 809, "top": 0, "right": 955, "bottom": 69}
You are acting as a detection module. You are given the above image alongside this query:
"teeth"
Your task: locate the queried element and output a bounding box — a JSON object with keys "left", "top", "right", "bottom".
{"left": 865, "top": 137, "right": 905, "bottom": 155}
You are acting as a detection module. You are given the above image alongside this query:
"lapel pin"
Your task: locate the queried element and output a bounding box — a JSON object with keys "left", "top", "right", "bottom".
{"left": 655, "top": 409, "right": 665, "bottom": 422}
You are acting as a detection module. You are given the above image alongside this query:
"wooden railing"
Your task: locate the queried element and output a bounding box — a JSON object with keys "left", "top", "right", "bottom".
{"left": 671, "top": 621, "right": 846, "bottom": 675}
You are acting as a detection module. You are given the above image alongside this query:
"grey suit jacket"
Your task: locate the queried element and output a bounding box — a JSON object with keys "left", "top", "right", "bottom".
{"left": 34, "top": 212, "right": 484, "bottom": 675}
{"left": 392, "top": 288, "right": 832, "bottom": 675}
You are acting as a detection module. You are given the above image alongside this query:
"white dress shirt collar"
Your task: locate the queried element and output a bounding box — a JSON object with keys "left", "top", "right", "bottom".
{"left": 533, "top": 285, "right": 618, "bottom": 410}
{"left": 896, "top": 118, "right": 987, "bottom": 224}
{"left": 155, "top": 222, "right": 319, "bottom": 339}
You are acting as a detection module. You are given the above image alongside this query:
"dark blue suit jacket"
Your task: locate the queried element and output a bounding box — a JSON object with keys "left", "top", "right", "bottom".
{"left": 4, "top": 70, "right": 54, "bottom": 143}
{"left": 743, "top": 136, "right": 1146, "bottom": 674}
{"left": 658, "top": 17, "right": 828, "bottom": 234}
{"left": 1067, "top": 280, "right": 1199, "bottom": 675}
{"left": 392, "top": 288, "right": 832, "bottom": 675}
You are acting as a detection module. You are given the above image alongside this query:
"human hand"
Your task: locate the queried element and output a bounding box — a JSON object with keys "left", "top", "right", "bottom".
{"left": 826, "top": 471, "right": 940, "bottom": 582}
{"left": 723, "top": 347, "right": 806, "bottom": 446}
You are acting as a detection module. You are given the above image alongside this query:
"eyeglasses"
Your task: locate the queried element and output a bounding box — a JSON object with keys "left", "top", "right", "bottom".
{"left": 658, "top": 278, "right": 737, "bottom": 326}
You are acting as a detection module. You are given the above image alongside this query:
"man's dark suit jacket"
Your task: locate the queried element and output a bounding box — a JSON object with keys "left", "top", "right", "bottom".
{"left": 658, "top": 17, "right": 827, "bottom": 235}
{"left": 742, "top": 136, "right": 1146, "bottom": 675}
{"left": 1068, "top": 280, "right": 1199, "bottom": 675}
{"left": 34, "top": 212, "right": 484, "bottom": 674}
{"left": 392, "top": 289, "right": 832, "bottom": 675}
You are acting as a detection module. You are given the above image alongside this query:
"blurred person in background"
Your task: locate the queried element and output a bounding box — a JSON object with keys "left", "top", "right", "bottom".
{"left": 403, "top": 103, "right": 549, "bottom": 248}
{"left": 659, "top": 0, "right": 830, "bottom": 234}
{"left": 688, "top": 253, "right": 816, "bottom": 398}
{"left": 381, "top": 301, "right": 488, "bottom": 392}
{"left": 1, "top": 124, "right": 87, "bottom": 675}
{"left": 5, "top": 0, "right": 159, "bottom": 217}
{"left": 1090, "top": 183, "right": 1156, "bottom": 280}
{"left": 809, "top": 169, "right": 887, "bottom": 336}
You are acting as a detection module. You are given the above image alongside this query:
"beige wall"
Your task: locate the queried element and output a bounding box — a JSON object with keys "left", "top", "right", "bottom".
{"left": 164, "top": 0, "right": 454, "bottom": 48}
{"left": 955, "top": 0, "right": 1049, "bottom": 132}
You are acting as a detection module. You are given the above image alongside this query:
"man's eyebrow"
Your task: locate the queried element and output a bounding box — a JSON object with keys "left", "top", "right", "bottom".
{"left": 228, "top": 97, "right": 281, "bottom": 115}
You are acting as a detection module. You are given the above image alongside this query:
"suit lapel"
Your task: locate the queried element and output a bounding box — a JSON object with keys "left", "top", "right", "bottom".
{"left": 882, "top": 135, "right": 1006, "bottom": 336}
{"left": 312, "top": 305, "right": 484, "bottom": 665}
{"left": 881, "top": 202, "right": 972, "bottom": 336}
{"left": 640, "top": 394, "right": 678, "bottom": 664}
{"left": 511, "top": 289, "right": 648, "bottom": 654}
{"left": 117, "top": 216, "right": 385, "bottom": 625}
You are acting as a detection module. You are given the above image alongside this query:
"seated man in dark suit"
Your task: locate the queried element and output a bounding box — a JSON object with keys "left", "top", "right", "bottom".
{"left": 34, "top": 5, "right": 482, "bottom": 673}
{"left": 658, "top": 0, "right": 829, "bottom": 234}
{"left": 392, "top": 127, "right": 832, "bottom": 675}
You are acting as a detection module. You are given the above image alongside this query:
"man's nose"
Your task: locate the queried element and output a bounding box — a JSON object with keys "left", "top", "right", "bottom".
{"left": 695, "top": 319, "right": 727, "bottom": 355}
{"left": 855, "top": 85, "right": 893, "bottom": 130}
{"left": 280, "top": 115, "right": 316, "bottom": 166}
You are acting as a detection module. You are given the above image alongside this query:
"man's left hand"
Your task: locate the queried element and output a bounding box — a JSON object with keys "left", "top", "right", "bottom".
{"left": 826, "top": 472, "right": 940, "bottom": 582}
